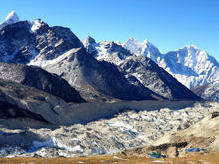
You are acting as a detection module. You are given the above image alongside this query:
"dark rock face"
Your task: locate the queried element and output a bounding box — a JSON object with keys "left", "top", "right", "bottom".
{"left": 0, "top": 78, "right": 69, "bottom": 124}
{"left": 44, "top": 48, "right": 156, "bottom": 101}
{"left": 0, "top": 21, "right": 37, "bottom": 64}
{"left": 0, "top": 101, "right": 48, "bottom": 123}
{"left": 119, "top": 56, "right": 201, "bottom": 100}
{"left": 33, "top": 23, "right": 83, "bottom": 62}
{"left": 0, "top": 20, "right": 83, "bottom": 65}
{"left": 0, "top": 62, "right": 85, "bottom": 103}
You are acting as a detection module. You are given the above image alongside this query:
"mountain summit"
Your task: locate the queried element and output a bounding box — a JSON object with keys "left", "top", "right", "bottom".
{"left": 0, "top": 11, "right": 19, "bottom": 30}
{"left": 123, "top": 38, "right": 161, "bottom": 62}
{"left": 123, "top": 38, "right": 219, "bottom": 88}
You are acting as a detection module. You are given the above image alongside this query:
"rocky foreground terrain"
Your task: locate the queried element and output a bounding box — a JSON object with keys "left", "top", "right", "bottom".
{"left": 0, "top": 101, "right": 218, "bottom": 158}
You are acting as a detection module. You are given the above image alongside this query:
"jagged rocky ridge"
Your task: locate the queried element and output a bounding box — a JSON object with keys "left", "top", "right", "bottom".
{"left": 0, "top": 62, "right": 85, "bottom": 103}
{"left": 123, "top": 38, "right": 219, "bottom": 89}
{"left": 0, "top": 20, "right": 82, "bottom": 64}
{"left": 84, "top": 37, "right": 219, "bottom": 89}
{"left": 192, "top": 80, "right": 219, "bottom": 101}
{"left": 83, "top": 38, "right": 200, "bottom": 100}
{"left": 0, "top": 12, "right": 200, "bottom": 101}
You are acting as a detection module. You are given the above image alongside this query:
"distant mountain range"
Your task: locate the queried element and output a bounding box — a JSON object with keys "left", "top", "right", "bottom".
{"left": 84, "top": 37, "right": 219, "bottom": 89}
{"left": 1, "top": 11, "right": 218, "bottom": 101}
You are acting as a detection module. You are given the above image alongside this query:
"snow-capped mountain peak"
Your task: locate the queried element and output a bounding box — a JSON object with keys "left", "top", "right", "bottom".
{"left": 82, "top": 36, "right": 96, "bottom": 47}
{"left": 121, "top": 39, "right": 219, "bottom": 88}
{"left": 184, "top": 44, "right": 198, "bottom": 50}
{"left": 0, "top": 11, "right": 19, "bottom": 30}
{"left": 158, "top": 45, "right": 219, "bottom": 88}
{"left": 4, "top": 11, "right": 19, "bottom": 22}
{"left": 123, "top": 38, "right": 161, "bottom": 61}
{"left": 124, "top": 38, "right": 155, "bottom": 49}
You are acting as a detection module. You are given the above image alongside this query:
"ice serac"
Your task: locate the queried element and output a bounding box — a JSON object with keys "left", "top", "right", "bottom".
{"left": 0, "top": 62, "right": 85, "bottom": 103}
{"left": 0, "top": 11, "right": 19, "bottom": 30}
{"left": 191, "top": 80, "right": 219, "bottom": 101}
{"left": 123, "top": 39, "right": 219, "bottom": 88}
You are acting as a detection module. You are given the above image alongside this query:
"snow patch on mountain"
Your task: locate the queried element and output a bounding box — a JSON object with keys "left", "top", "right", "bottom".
{"left": 123, "top": 38, "right": 161, "bottom": 62}
{"left": 82, "top": 37, "right": 133, "bottom": 65}
{"left": 0, "top": 11, "right": 19, "bottom": 30}
{"left": 30, "top": 19, "right": 44, "bottom": 32}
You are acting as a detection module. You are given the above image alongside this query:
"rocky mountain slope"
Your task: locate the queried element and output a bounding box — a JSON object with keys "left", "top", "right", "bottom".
{"left": 0, "top": 62, "right": 84, "bottom": 103}
{"left": 83, "top": 37, "right": 133, "bottom": 65}
{"left": 0, "top": 78, "right": 70, "bottom": 124}
{"left": 123, "top": 38, "right": 219, "bottom": 89}
{"left": 191, "top": 80, "right": 219, "bottom": 101}
{"left": 83, "top": 37, "right": 200, "bottom": 100}
{"left": 43, "top": 48, "right": 157, "bottom": 101}
{"left": 0, "top": 11, "right": 201, "bottom": 101}
{"left": 0, "top": 14, "right": 154, "bottom": 101}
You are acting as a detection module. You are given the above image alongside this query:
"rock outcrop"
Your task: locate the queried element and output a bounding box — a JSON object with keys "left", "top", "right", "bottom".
{"left": 191, "top": 80, "right": 219, "bottom": 101}
{"left": 0, "top": 62, "right": 85, "bottom": 103}
{"left": 0, "top": 78, "right": 69, "bottom": 124}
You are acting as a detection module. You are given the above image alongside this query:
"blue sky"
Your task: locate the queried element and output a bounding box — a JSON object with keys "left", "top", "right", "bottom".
{"left": 1, "top": 0, "right": 219, "bottom": 60}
